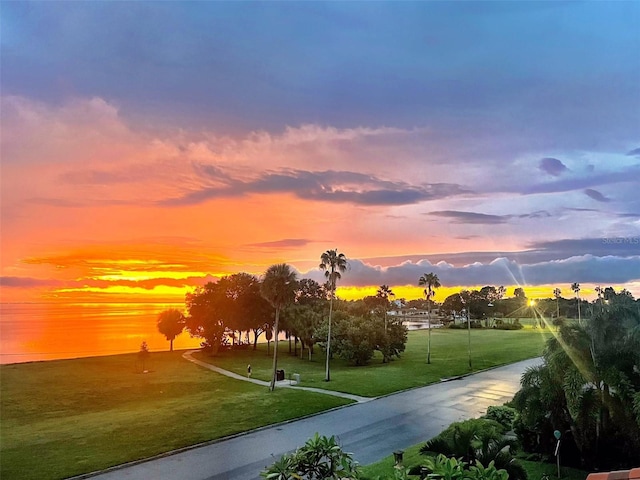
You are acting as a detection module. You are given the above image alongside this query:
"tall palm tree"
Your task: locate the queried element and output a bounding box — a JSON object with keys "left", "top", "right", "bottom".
{"left": 261, "top": 263, "right": 298, "bottom": 392}
{"left": 376, "top": 284, "right": 395, "bottom": 332}
{"left": 419, "top": 272, "right": 441, "bottom": 364}
{"left": 320, "top": 249, "right": 348, "bottom": 382}
{"left": 571, "top": 282, "right": 581, "bottom": 324}
{"left": 553, "top": 288, "right": 562, "bottom": 319}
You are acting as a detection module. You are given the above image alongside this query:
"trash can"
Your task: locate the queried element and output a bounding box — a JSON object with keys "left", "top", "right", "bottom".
{"left": 292, "top": 373, "right": 300, "bottom": 385}
{"left": 276, "top": 369, "right": 285, "bottom": 381}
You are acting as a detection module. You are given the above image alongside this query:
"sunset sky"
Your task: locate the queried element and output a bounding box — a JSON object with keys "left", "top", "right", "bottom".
{"left": 1, "top": 1, "right": 639, "bottom": 304}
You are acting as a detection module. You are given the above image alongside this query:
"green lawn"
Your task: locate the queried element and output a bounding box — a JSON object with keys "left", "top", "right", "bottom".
{"left": 0, "top": 352, "right": 351, "bottom": 480}
{"left": 1, "top": 328, "right": 551, "bottom": 480}
{"left": 195, "top": 328, "right": 552, "bottom": 397}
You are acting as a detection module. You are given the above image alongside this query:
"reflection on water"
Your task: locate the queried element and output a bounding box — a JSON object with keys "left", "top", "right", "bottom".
{"left": 0, "top": 303, "right": 204, "bottom": 364}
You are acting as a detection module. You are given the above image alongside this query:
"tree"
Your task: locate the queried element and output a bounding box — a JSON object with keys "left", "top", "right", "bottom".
{"left": 185, "top": 282, "right": 230, "bottom": 355}
{"left": 261, "top": 263, "right": 298, "bottom": 392}
{"left": 512, "top": 303, "right": 640, "bottom": 469}
{"left": 376, "top": 284, "right": 395, "bottom": 332}
{"left": 553, "top": 288, "right": 562, "bottom": 319}
{"left": 156, "top": 309, "right": 185, "bottom": 352}
{"left": 419, "top": 272, "right": 441, "bottom": 364}
{"left": 319, "top": 249, "right": 348, "bottom": 382}
{"left": 571, "top": 282, "right": 581, "bottom": 323}
{"left": 441, "top": 292, "right": 464, "bottom": 320}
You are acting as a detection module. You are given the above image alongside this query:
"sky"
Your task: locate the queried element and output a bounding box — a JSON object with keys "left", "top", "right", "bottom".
{"left": 1, "top": 1, "right": 639, "bottom": 304}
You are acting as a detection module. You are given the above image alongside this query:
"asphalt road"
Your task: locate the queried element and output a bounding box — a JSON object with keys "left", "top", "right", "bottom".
{"left": 86, "top": 357, "right": 541, "bottom": 480}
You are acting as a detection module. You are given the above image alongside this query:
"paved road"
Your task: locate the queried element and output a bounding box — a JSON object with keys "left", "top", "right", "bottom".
{"left": 87, "top": 357, "right": 540, "bottom": 480}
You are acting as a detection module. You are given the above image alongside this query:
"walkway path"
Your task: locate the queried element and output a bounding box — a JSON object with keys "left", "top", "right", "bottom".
{"left": 182, "top": 350, "right": 371, "bottom": 403}
{"left": 87, "top": 356, "right": 541, "bottom": 480}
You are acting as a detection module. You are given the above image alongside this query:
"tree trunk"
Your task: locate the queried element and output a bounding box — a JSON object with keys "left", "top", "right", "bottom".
{"left": 269, "top": 308, "right": 280, "bottom": 392}
{"left": 170, "top": 338, "right": 174, "bottom": 352}
{"left": 427, "top": 299, "right": 432, "bottom": 364}
{"left": 325, "top": 295, "right": 333, "bottom": 381}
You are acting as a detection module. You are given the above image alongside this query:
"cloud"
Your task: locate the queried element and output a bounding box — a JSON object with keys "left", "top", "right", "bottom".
{"left": 626, "top": 147, "right": 640, "bottom": 156}
{"left": 162, "top": 169, "right": 470, "bottom": 207}
{"left": 521, "top": 165, "right": 640, "bottom": 195}
{"left": 0, "top": 276, "right": 63, "bottom": 288}
{"left": 246, "top": 239, "right": 312, "bottom": 249}
{"left": 584, "top": 188, "right": 611, "bottom": 202}
{"left": 527, "top": 238, "right": 640, "bottom": 258}
{"left": 426, "top": 211, "right": 510, "bottom": 224}
{"left": 539, "top": 157, "right": 568, "bottom": 176}
{"left": 301, "top": 254, "right": 640, "bottom": 288}
{"left": 518, "top": 210, "right": 552, "bottom": 219}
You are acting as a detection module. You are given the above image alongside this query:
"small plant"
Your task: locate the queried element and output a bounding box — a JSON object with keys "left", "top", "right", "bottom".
{"left": 138, "top": 341, "right": 150, "bottom": 372}
{"left": 467, "top": 460, "right": 509, "bottom": 480}
{"left": 261, "top": 433, "right": 360, "bottom": 479}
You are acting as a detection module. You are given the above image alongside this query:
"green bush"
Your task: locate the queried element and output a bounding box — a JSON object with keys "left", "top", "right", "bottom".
{"left": 484, "top": 406, "right": 517, "bottom": 430}
{"left": 261, "top": 433, "right": 360, "bottom": 479}
{"left": 493, "top": 320, "right": 523, "bottom": 330}
{"left": 419, "top": 418, "right": 526, "bottom": 480}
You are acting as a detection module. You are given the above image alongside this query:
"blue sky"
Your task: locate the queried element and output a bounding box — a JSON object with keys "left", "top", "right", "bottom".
{"left": 1, "top": 1, "right": 639, "bottom": 301}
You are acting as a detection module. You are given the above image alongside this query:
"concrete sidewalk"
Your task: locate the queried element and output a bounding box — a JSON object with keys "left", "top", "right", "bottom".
{"left": 182, "top": 350, "right": 371, "bottom": 403}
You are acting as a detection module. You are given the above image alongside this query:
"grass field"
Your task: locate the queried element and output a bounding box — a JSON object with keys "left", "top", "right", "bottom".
{"left": 1, "top": 328, "right": 551, "bottom": 480}
{"left": 195, "top": 327, "right": 552, "bottom": 397}
{"left": 0, "top": 352, "right": 351, "bottom": 480}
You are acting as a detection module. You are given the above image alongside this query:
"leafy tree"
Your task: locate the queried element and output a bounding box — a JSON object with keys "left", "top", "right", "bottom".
{"left": 261, "top": 263, "right": 298, "bottom": 392}
{"left": 284, "top": 303, "right": 323, "bottom": 360}
{"left": 418, "top": 272, "right": 441, "bottom": 364}
{"left": 156, "top": 308, "right": 185, "bottom": 352}
{"left": 441, "top": 293, "right": 464, "bottom": 321}
{"left": 319, "top": 249, "right": 348, "bottom": 382}
{"left": 185, "top": 282, "right": 230, "bottom": 355}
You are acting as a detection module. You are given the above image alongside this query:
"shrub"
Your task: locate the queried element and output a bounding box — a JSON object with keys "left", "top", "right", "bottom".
{"left": 261, "top": 433, "right": 360, "bottom": 479}
{"left": 484, "top": 406, "right": 517, "bottom": 430}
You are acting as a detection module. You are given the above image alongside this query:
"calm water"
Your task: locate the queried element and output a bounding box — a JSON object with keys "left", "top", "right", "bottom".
{"left": 0, "top": 303, "right": 204, "bottom": 364}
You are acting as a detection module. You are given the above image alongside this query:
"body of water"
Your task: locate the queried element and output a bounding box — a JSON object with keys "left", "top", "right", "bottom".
{"left": 0, "top": 303, "right": 204, "bottom": 364}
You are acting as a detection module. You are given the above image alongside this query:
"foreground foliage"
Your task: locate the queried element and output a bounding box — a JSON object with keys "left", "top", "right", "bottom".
{"left": 419, "top": 418, "right": 526, "bottom": 480}
{"left": 512, "top": 301, "right": 640, "bottom": 469}
{"left": 261, "top": 433, "right": 360, "bottom": 479}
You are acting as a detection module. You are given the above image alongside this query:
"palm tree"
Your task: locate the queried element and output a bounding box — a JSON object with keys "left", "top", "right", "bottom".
{"left": 156, "top": 309, "right": 185, "bottom": 352}
{"left": 553, "top": 288, "right": 562, "bottom": 319}
{"left": 376, "top": 284, "right": 395, "bottom": 332}
{"left": 571, "top": 282, "right": 581, "bottom": 324}
{"left": 320, "top": 249, "right": 348, "bottom": 382}
{"left": 260, "top": 263, "right": 298, "bottom": 391}
{"left": 419, "top": 272, "right": 441, "bottom": 364}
